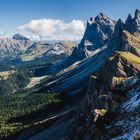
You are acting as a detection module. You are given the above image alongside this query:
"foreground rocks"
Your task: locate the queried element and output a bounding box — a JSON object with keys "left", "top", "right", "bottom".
{"left": 67, "top": 75, "right": 140, "bottom": 140}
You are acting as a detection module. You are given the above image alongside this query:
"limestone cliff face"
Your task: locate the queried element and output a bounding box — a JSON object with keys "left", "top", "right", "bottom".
{"left": 71, "top": 13, "right": 116, "bottom": 61}
{"left": 82, "top": 13, "right": 115, "bottom": 50}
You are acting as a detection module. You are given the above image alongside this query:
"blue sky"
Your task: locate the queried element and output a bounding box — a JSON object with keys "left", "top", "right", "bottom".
{"left": 0, "top": 0, "right": 140, "bottom": 40}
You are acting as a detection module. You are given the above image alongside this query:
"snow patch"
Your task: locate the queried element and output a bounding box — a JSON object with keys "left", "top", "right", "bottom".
{"left": 122, "top": 90, "right": 140, "bottom": 111}
{"left": 72, "top": 61, "right": 81, "bottom": 66}
{"left": 26, "top": 76, "right": 47, "bottom": 88}
{"left": 111, "top": 88, "right": 140, "bottom": 140}
{"left": 111, "top": 128, "right": 139, "bottom": 140}
{"left": 122, "top": 76, "right": 139, "bottom": 89}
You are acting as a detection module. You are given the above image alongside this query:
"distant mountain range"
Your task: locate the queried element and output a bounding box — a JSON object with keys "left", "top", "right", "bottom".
{"left": 0, "top": 34, "right": 76, "bottom": 67}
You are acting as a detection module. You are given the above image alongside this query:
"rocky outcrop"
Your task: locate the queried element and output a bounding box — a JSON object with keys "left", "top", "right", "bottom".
{"left": 82, "top": 13, "right": 115, "bottom": 50}
{"left": 125, "top": 9, "right": 140, "bottom": 34}
{"left": 69, "top": 13, "right": 116, "bottom": 61}
{"left": 131, "top": 9, "right": 140, "bottom": 34}
{"left": 111, "top": 19, "right": 124, "bottom": 51}
{"left": 68, "top": 74, "right": 140, "bottom": 140}
{"left": 122, "top": 30, "right": 140, "bottom": 56}
{"left": 102, "top": 51, "right": 140, "bottom": 87}
{"left": 105, "top": 87, "right": 140, "bottom": 140}
{"left": 125, "top": 14, "right": 133, "bottom": 32}
{"left": 112, "top": 9, "right": 140, "bottom": 52}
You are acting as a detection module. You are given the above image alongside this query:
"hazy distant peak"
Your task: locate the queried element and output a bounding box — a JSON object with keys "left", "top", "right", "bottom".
{"left": 12, "top": 33, "right": 29, "bottom": 41}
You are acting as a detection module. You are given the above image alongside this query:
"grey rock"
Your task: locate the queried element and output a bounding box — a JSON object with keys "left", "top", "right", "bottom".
{"left": 124, "top": 9, "right": 140, "bottom": 34}
{"left": 0, "top": 37, "right": 33, "bottom": 58}
{"left": 125, "top": 14, "right": 133, "bottom": 32}
{"left": 132, "top": 9, "right": 140, "bottom": 33}
{"left": 112, "top": 19, "right": 124, "bottom": 51}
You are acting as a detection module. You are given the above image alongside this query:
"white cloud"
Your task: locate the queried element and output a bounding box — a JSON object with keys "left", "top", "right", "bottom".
{"left": 17, "top": 19, "right": 85, "bottom": 41}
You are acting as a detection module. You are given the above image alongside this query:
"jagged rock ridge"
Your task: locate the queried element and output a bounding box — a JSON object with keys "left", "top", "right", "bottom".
{"left": 41, "top": 9, "right": 140, "bottom": 95}
{"left": 47, "top": 13, "right": 116, "bottom": 74}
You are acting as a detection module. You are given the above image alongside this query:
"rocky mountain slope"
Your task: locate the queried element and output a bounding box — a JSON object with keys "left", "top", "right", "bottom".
{"left": 102, "top": 51, "right": 140, "bottom": 87}
{"left": 20, "top": 42, "right": 72, "bottom": 64}
{"left": 0, "top": 35, "right": 33, "bottom": 58}
{"left": 122, "top": 30, "right": 140, "bottom": 56}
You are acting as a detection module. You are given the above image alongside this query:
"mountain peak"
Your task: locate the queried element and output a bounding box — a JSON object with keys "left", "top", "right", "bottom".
{"left": 12, "top": 33, "right": 29, "bottom": 41}
{"left": 94, "top": 12, "right": 116, "bottom": 27}
{"left": 117, "top": 18, "right": 124, "bottom": 24}
{"left": 131, "top": 9, "right": 140, "bottom": 33}
{"left": 126, "top": 14, "right": 133, "bottom": 23}
{"left": 114, "top": 18, "right": 124, "bottom": 33}
{"left": 127, "top": 14, "right": 133, "bottom": 20}
{"left": 98, "top": 12, "right": 105, "bottom": 17}
{"left": 112, "top": 18, "right": 124, "bottom": 51}
{"left": 124, "top": 9, "right": 140, "bottom": 34}
{"left": 125, "top": 14, "right": 133, "bottom": 32}
{"left": 95, "top": 12, "right": 108, "bottom": 21}
{"left": 87, "top": 13, "right": 109, "bottom": 24}
{"left": 135, "top": 9, "right": 140, "bottom": 19}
